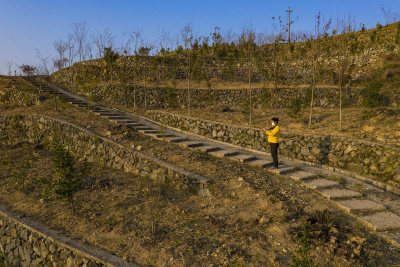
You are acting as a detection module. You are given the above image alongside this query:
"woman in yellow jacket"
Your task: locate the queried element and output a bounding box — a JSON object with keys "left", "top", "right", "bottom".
{"left": 262, "top": 118, "right": 280, "bottom": 168}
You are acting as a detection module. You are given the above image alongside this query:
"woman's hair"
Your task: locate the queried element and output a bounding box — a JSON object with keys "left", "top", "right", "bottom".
{"left": 271, "top": 117, "right": 279, "bottom": 124}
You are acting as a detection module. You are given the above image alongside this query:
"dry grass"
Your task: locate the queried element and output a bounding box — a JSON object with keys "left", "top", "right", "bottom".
{"left": 1, "top": 143, "right": 399, "bottom": 266}
{"left": 0, "top": 77, "right": 399, "bottom": 265}
{"left": 151, "top": 105, "right": 400, "bottom": 147}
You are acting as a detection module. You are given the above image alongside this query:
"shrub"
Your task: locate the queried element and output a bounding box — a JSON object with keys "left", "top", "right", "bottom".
{"left": 165, "top": 87, "right": 178, "bottom": 108}
{"left": 396, "top": 22, "right": 400, "bottom": 45}
{"left": 288, "top": 97, "right": 303, "bottom": 118}
{"left": 260, "top": 87, "right": 271, "bottom": 108}
{"left": 361, "top": 81, "right": 384, "bottom": 108}
{"left": 241, "top": 99, "right": 251, "bottom": 115}
{"left": 291, "top": 222, "right": 314, "bottom": 267}
{"left": 51, "top": 142, "right": 89, "bottom": 213}
{"left": 370, "top": 31, "right": 377, "bottom": 43}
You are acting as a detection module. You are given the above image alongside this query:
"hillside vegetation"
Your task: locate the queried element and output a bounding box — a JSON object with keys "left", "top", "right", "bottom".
{"left": 51, "top": 22, "right": 400, "bottom": 90}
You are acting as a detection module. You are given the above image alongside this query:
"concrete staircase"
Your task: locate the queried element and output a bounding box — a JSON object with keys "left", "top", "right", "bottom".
{"left": 27, "top": 77, "right": 400, "bottom": 247}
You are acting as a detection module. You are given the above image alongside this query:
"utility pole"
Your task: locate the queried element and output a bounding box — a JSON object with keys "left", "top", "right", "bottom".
{"left": 286, "top": 7, "right": 293, "bottom": 44}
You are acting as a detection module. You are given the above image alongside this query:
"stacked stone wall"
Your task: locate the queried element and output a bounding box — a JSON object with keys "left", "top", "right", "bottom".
{"left": 0, "top": 115, "right": 208, "bottom": 193}
{"left": 147, "top": 110, "right": 400, "bottom": 182}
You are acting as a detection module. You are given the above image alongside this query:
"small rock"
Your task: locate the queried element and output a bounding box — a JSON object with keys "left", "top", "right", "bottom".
{"left": 259, "top": 216, "right": 268, "bottom": 224}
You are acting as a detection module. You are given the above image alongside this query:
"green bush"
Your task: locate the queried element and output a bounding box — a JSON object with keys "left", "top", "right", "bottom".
{"left": 396, "top": 22, "right": 400, "bottom": 45}
{"left": 51, "top": 142, "right": 89, "bottom": 213}
{"left": 241, "top": 98, "right": 251, "bottom": 115}
{"left": 361, "top": 81, "right": 384, "bottom": 108}
{"left": 260, "top": 87, "right": 271, "bottom": 108}
{"left": 370, "top": 31, "right": 377, "bottom": 43}
{"left": 165, "top": 87, "right": 178, "bottom": 108}
{"left": 291, "top": 222, "right": 314, "bottom": 267}
{"left": 288, "top": 98, "right": 303, "bottom": 118}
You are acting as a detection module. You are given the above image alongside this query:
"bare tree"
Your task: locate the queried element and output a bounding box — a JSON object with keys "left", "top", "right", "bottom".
{"left": 308, "top": 12, "right": 331, "bottom": 129}
{"left": 72, "top": 21, "right": 89, "bottom": 62}
{"left": 53, "top": 39, "right": 68, "bottom": 70}
{"left": 181, "top": 23, "right": 194, "bottom": 114}
{"left": 129, "top": 30, "right": 143, "bottom": 55}
{"left": 268, "top": 17, "right": 286, "bottom": 114}
{"left": 159, "top": 28, "right": 172, "bottom": 53}
{"left": 223, "top": 29, "right": 237, "bottom": 44}
{"left": 92, "top": 29, "right": 114, "bottom": 58}
{"left": 380, "top": 6, "right": 400, "bottom": 25}
{"left": 334, "top": 17, "right": 359, "bottom": 131}
{"left": 35, "top": 49, "right": 52, "bottom": 75}
{"left": 66, "top": 33, "right": 75, "bottom": 67}
{"left": 239, "top": 25, "right": 257, "bottom": 124}
{"left": 6, "top": 62, "right": 13, "bottom": 76}
{"left": 84, "top": 42, "right": 93, "bottom": 60}
{"left": 181, "top": 23, "right": 193, "bottom": 49}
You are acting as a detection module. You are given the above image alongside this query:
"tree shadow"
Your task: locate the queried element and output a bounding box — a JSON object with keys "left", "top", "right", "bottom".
{"left": 318, "top": 135, "right": 332, "bottom": 165}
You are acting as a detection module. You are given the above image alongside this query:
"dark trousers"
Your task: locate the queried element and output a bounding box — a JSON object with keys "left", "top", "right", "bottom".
{"left": 270, "top": 143, "right": 279, "bottom": 168}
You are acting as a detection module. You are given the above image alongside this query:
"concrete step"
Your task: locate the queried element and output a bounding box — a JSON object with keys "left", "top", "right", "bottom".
{"left": 177, "top": 140, "right": 204, "bottom": 148}
{"left": 335, "top": 199, "right": 386, "bottom": 215}
{"left": 142, "top": 130, "right": 159, "bottom": 134}
{"left": 208, "top": 149, "right": 240, "bottom": 158}
{"left": 136, "top": 127, "right": 155, "bottom": 132}
{"left": 287, "top": 171, "right": 319, "bottom": 181}
{"left": 320, "top": 188, "right": 362, "bottom": 200}
{"left": 229, "top": 154, "right": 258, "bottom": 163}
{"left": 194, "top": 145, "right": 221, "bottom": 153}
{"left": 247, "top": 159, "right": 273, "bottom": 168}
{"left": 124, "top": 123, "right": 144, "bottom": 127}
{"left": 116, "top": 120, "right": 137, "bottom": 124}
{"left": 165, "top": 137, "right": 188, "bottom": 143}
{"left": 153, "top": 134, "right": 175, "bottom": 139}
{"left": 304, "top": 178, "right": 340, "bottom": 189}
{"left": 359, "top": 211, "right": 400, "bottom": 231}
{"left": 269, "top": 165, "right": 297, "bottom": 175}
{"left": 107, "top": 116, "right": 127, "bottom": 120}
{"left": 99, "top": 113, "right": 120, "bottom": 117}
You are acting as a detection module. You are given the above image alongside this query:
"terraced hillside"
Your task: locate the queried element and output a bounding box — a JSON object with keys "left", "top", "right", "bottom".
{"left": 1, "top": 75, "right": 400, "bottom": 266}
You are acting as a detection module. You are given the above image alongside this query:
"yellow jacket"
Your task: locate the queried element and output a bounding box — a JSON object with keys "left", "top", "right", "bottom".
{"left": 263, "top": 125, "right": 280, "bottom": 143}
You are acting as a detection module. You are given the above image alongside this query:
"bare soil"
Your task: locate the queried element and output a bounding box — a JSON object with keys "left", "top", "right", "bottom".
{"left": 1, "top": 143, "right": 399, "bottom": 266}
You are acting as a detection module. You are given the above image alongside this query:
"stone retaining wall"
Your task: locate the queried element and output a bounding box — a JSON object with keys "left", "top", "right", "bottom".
{"left": 0, "top": 88, "right": 42, "bottom": 106}
{"left": 49, "top": 81, "right": 363, "bottom": 109}
{"left": 0, "top": 205, "right": 130, "bottom": 266}
{"left": 146, "top": 110, "right": 400, "bottom": 182}
{"left": 0, "top": 114, "right": 209, "bottom": 193}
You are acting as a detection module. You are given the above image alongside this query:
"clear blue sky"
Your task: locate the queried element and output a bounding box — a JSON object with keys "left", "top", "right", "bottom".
{"left": 1, "top": 0, "right": 399, "bottom": 74}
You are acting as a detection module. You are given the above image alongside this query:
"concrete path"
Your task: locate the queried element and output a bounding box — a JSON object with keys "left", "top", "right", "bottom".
{"left": 28, "top": 77, "right": 400, "bottom": 247}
